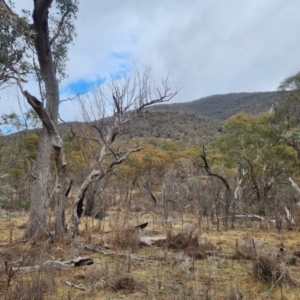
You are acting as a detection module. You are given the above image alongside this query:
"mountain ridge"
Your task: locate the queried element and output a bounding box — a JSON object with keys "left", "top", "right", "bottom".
{"left": 2, "top": 91, "right": 283, "bottom": 146}
{"left": 154, "top": 91, "right": 281, "bottom": 120}
{"left": 118, "top": 91, "right": 282, "bottom": 145}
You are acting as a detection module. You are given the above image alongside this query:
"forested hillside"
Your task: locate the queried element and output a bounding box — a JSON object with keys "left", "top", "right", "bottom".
{"left": 95, "top": 91, "right": 282, "bottom": 145}
{"left": 176, "top": 91, "right": 281, "bottom": 119}
{"left": 119, "top": 107, "right": 222, "bottom": 145}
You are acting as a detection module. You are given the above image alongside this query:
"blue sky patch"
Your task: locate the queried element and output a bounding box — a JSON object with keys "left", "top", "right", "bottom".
{"left": 0, "top": 125, "right": 16, "bottom": 135}
{"left": 61, "top": 77, "right": 107, "bottom": 95}
{"left": 61, "top": 52, "right": 133, "bottom": 96}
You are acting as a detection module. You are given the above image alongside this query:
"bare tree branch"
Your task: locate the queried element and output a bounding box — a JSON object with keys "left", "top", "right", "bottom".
{"left": 200, "top": 147, "right": 231, "bottom": 193}
{"left": 67, "top": 66, "right": 178, "bottom": 239}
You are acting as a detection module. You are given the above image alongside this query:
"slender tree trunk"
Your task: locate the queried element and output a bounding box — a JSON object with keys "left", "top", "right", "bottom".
{"left": 54, "top": 145, "right": 67, "bottom": 237}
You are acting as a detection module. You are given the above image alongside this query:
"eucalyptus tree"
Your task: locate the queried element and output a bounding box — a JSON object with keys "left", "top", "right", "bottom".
{"left": 0, "top": 1, "right": 30, "bottom": 86}
{"left": 0, "top": 0, "right": 78, "bottom": 238}
{"left": 213, "top": 112, "right": 297, "bottom": 218}
{"left": 276, "top": 72, "right": 300, "bottom": 158}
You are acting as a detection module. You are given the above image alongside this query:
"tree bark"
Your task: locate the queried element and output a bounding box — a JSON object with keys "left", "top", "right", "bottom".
{"left": 26, "top": 0, "right": 60, "bottom": 238}
{"left": 26, "top": 130, "right": 52, "bottom": 237}
{"left": 24, "top": 90, "right": 67, "bottom": 238}
{"left": 84, "top": 183, "right": 96, "bottom": 216}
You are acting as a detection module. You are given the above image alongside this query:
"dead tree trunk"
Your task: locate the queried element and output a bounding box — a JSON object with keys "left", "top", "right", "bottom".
{"left": 67, "top": 68, "right": 179, "bottom": 239}
{"left": 200, "top": 147, "right": 232, "bottom": 228}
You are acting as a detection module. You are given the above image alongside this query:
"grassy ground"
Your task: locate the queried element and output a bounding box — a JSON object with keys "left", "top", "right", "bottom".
{"left": 1, "top": 208, "right": 300, "bottom": 300}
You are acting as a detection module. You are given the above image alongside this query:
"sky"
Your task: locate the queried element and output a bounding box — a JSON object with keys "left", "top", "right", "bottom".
{"left": 1, "top": 0, "right": 300, "bottom": 123}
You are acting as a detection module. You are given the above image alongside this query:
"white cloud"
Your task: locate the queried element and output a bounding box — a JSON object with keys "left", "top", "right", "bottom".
{"left": 2, "top": 0, "right": 300, "bottom": 121}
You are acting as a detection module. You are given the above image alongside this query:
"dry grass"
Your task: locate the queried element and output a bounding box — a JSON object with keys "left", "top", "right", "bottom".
{"left": 106, "top": 227, "right": 141, "bottom": 252}
{"left": 1, "top": 208, "right": 300, "bottom": 299}
{"left": 4, "top": 265, "right": 56, "bottom": 300}
{"left": 253, "top": 255, "right": 298, "bottom": 286}
{"left": 108, "top": 274, "right": 143, "bottom": 293}
{"left": 164, "top": 230, "right": 208, "bottom": 259}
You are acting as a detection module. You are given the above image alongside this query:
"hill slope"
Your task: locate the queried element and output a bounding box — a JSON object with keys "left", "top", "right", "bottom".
{"left": 61, "top": 91, "right": 282, "bottom": 145}
{"left": 3, "top": 91, "right": 281, "bottom": 146}
{"left": 120, "top": 107, "right": 222, "bottom": 145}
{"left": 176, "top": 91, "right": 280, "bottom": 120}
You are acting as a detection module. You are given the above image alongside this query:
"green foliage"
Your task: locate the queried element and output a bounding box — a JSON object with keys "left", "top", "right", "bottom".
{"left": 0, "top": 110, "right": 41, "bottom": 133}
{"left": 0, "top": 0, "right": 79, "bottom": 91}
{"left": 160, "top": 140, "right": 180, "bottom": 151}
{"left": 50, "top": 0, "right": 79, "bottom": 81}
{"left": 278, "top": 71, "right": 300, "bottom": 91}
{"left": 24, "top": 134, "right": 38, "bottom": 159}
{"left": 212, "top": 112, "right": 298, "bottom": 177}
{"left": 0, "top": 3, "right": 33, "bottom": 87}
{"left": 116, "top": 143, "right": 202, "bottom": 183}
{"left": 119, "top": 108, "right": 222, "bottom": 145}
{"left": 0, "top": 111, "right": 41, "bottom": 208}
{"left": 274, "top": 71, "right": 300, "bottom": 156}
{"left": 62, "top": 130, "right": 87, "bottom": 177}
{"left": 276, "top": 73, "right": 300, "bottom": 136}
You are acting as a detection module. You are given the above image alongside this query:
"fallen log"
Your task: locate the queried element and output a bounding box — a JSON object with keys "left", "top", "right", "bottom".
{"left": 11, "top": 256, "right": 93, "bottom": 273}
{"left": 139, "top": 236, "right": 166, "bottom": 246}
{"left": 84, "top": 245, "right": 156, "bottom": 262}
{"left": 232, "top": 214, "right": 276, "bottom": 224}
{"left": 65, "top": 280, "right": 88, "bottom": 291}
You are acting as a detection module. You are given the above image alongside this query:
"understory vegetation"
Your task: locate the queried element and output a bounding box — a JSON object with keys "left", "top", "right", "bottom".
{"left": 2, "top": 82, "right": 300, "bottom": 299}
{"left": 1, "top": 204, "right": 300, "bottom": 299}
